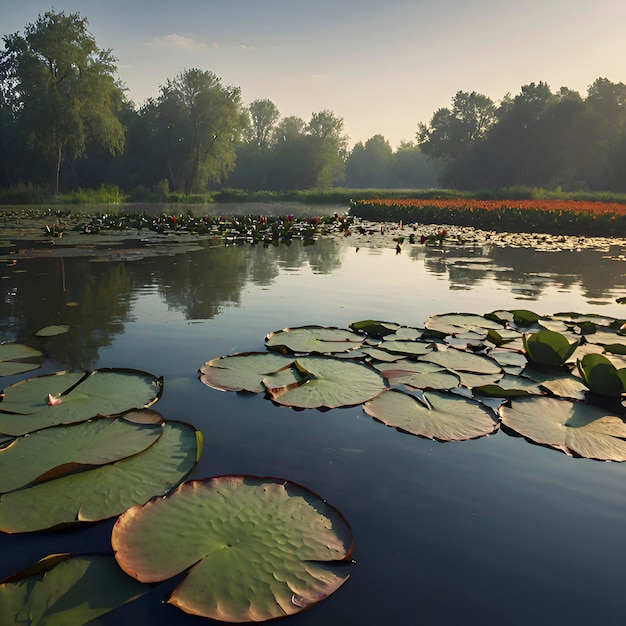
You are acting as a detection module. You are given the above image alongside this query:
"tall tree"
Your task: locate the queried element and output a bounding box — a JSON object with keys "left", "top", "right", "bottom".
{"left": 155, "top": 68, "right": 245, "bottom": 193}
{"left": 0, "top": 10, "right": 125, "bottom": 192}
{"left": 244, "top": 98, "right": 280, "bottom": 153}
{"left": 345, "top": 134, "right": 393, "bottom": 187}
{"left": 305, "top": 110, "right": 348, "bottom": 188}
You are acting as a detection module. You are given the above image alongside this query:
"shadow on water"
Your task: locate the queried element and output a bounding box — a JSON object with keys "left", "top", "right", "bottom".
{"left": 0, "top": 227, "right": 625, "bottom": 625}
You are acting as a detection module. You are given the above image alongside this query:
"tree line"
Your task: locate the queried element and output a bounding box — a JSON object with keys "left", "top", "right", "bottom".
{"left": 1, "top": 10, "right": 624, "bottom": 196}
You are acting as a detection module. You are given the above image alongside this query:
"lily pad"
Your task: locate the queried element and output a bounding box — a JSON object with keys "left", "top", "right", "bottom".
{"left": 0, "top": 413, "right": 164, "bottom": 493}
{"left": 420, "top": 347, "right": 502, "bottom": 375}
{"left": 523, "top": 330, "right": 580, "bottom": 367}
{"left": 499, "top": 396, "right": 626, "bottom": 460}
{"left": 0, "top": 553, "right": 148, "bottom": 625}
{"left": 363, "top": 389, "right": 499, "bottom": 441}
{"left": 262, "top": 356, "right": 387, "bottom": 409}
{"left": 425, "top": 313, "right": 503, "bottom": 335}
{"left": 0, "top": 343, "right": 45, "bottom": 377}
{"left": 577, "top": 353, "right": 626, "bottom": 398}
{"left": 349, "top": 320, "right": 399, "bottom": 338}
{"left": 35, "top": 325, "right": 70, "bottom": 337}
{"left": 377, "top": 339, "right": 434, "bottom": 357}
{"left": 200, "top": 352, "right": 295, "bottom": 393}
{"left": 0, "top": 420, "right": 201, "bottom": 533}
{"left": 375, "top": 360, "right": 460, "bottom": 391}
{"left": 112, "top": 476, "right": 353, "bottom": 622}
{"left": 0, "top": 369, "right": 163, "bottom": 436}
{"left": 265, "top": 326, "right": 363, "bottom": 354}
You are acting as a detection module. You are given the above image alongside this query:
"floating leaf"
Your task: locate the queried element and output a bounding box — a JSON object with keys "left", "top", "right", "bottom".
{"left": 378, "top": 339, "right": 434, "bottom": 357}
{"left": 0, "top": 420, "right": 201, "bottom": 532}
{"left": 0, "top": 554, "right": 148, "bottom": 625}
{"left": 523, "top": 330, "right": 580, "bottom": 367}
{"left": 420, "top": 348, "right": 502, "bottom": 375}
{"left": 265, "top": 326, "right": 363, "bottom": 354}
{"left": 349, "top": 320, "right": 399, "bottom": 338}
{"left": 499, "top": 396, "right": 626, "bottom": 460}
{"left": 112, "top": 476, "right": 353, "bottom": 622}
{"left": 0, "top": 413, "right": 164, "bottom": 493}
{"left": 375, "top": 360, "right": 460, "bottom": 390}
{"left": 262, "top": 356, "right": 387, "bottom": 409}
{"left": 577, "top": 353, "right": 626, "bottom": 398}
{"left": 0, "top": 369, "right": 163, "bottom": 436}
{"left": 0, "top": 343, "right": 45, "bottom": 378}
{"left": 200, "top": 352, "right": 294, "bottom": 393}
{"left": 35, "top": 325, "right": 70, "bottom": 337}
{"left": 425, "top": 313, "right": 503, "bottom": 335}
{"left": 363, "top": 389, "right": 499, "bottom": 441}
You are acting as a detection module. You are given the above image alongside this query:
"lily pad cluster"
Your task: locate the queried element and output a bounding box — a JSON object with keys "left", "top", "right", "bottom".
{"left": 200, "top": 311, "right": 626, "bottom": 461}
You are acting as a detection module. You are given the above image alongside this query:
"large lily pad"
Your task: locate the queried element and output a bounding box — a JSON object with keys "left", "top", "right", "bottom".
{"left": 425, "top": 313, "right": 503, "bottom": 335}
{"left": 420, "top": 347, "right": 502, "bottom": 375}
{"left": 0, "top": 343, "right": 45, "bottom": 377}
{"left": 262, "top": 356, "right": 387, "bottom": 408}
{"left": 523, "top": 330, "right": 580, "bottom": 367}
{"left": 112, "top": 476, "right": 353, "bottom": 622}
{"left": 499, "top": 396, "right": 626, "bottom": 460}
{"left": 0, "top": 420, "right": 201, "bottom": 533}
{"left": 363, "top": 389, "right": 499, "bottom": 441}
{"left": 0, "top": 553, "right": 148, "bottom": 625}
{"left": 0, "top": 369, "right": 163, "bottom": 435}
{"left": 374, "top": 360, "right": 460, "bottom": 391}
{"left": 200, "top": 352, "right": 295, "bottom": 393}
{"left": 577, "top": 353, "right": 626, "bottom": 397}
{"left": 265, "top": 326, "right": 363, "bottom": 354}
{"left": 0, "top": 413, "right": 164, "bottom": 493}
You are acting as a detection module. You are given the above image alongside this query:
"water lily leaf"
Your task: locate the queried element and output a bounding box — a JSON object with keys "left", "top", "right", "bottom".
{"left": 199, "top": 352, "right": 295, "bottom": 393}
{"left": 583, "top": 329, "right": 626, "bottom": 349}
{"left": 378, "top": 339, "right": 434, "bottom": 357}
{"left": 425, "top": 313, "right": 503, "bottom": 335}
{"left": 265, "top": 326, "right": 363, "bottom": 354}
{"left": 487, "top": 309, "right": 540, "bottom": 326}
{"left": 523, "top": 330, "right": 580, "bottom": 367}
{"left": 499, "top": 396, "right": 626, "bottom": 460}
{"left": 35, "top": 325, "right": 70, "bottom": 337}
{"left": 375, "top": 360, "right": 460, "bottom": 390}
{"left": 474, "top": 374, "right": 542, "bottom": 398}
{"left": 0, "top": 420, "right": 201, "bottom": 532}
{"left": 420, "top": 348, "right": 502, "bottom": 375}
{"left": 358, "top": 346, "right": 404, "bottom": 362}
{"left": 363, "top": 389, "right": 499, "bottom": 441}
{"left": 577, "top": 353, "right": 626, "bottom": 398}
{"left": 0, "top": 553, "right": 148, "bottom": 625}
{"left": 112, "top": 476, "right": 353, "bottom": 622}
{"left": 0, "top": 343, "right": 45, "bottom": 377}
{"left": 262, "top": 356, "right": 387, "bottom": 409}
{"left": 349, "top": 320, "right": 399, "bottom": 338}
{"left": 486, "top": 328, "right": 523, "bottom": 347}
{"left": 0, "top": 414, "right": 164, "bottom": 493}
{"left": 488, "top": 348, "right": 527, "bottom": 374}
{"left": 0, "top": 369, "right": 163, "bottom": 436}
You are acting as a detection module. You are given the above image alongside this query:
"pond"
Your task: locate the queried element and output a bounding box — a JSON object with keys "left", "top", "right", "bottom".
{"left": 1, "top": 210, "right": 626, "bottom": 625}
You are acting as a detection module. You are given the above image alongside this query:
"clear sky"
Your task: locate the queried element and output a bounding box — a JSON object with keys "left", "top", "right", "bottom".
{"left": 2, "top": 0, "right": 625, "bottom": 149}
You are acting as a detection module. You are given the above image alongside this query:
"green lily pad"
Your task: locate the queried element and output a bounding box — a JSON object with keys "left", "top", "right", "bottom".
{"left": 378, "top": 339, "right": 434, "bottom": 357}
{"left": 474, "top": 374, "right": 542, "bottom": 398}
{"left": 0, "top": 553, "right": 148, "bottom": 625}
{"left": 420, "top": 348, "right": 502, "bottom": 375}
{"left": 262, "top": 356, "right": 387, "bottom": 409}
{"left": 35, "top": 325, "right": 70, "bottom": 337}
{"left": 523, "top": 330, "right": 580, "bottom": 367}
{"left": 0, "top": 343, "right": 45, "bottom": 377}
{"left": 349, "top": 320, "right": 400, "bottom": 338}
{"left": 200, "top": 352, "right": 295, "bottom": 393}
{"left": 0, "top": 420, "right": 201, "bottom": 533}
{"left": 499, "top": 396, "right": 626, "bottom": 460}
{"left": 112, "top": 476, "right": 353, "bottom": 622}
{"left": 265, "top": 326, "right": 363, "bottom": 354}
{"left": 0, "top": 369, "right": 163, "bottom": 436}
{"left": 363, "top": 389, "right": 499, "bottom": 441}
{"left": 425, "top": 313, "right": 503, "bottom": 335}
{"left": 374, "top": 360, "right": 460, "bottom": 390}
{"left": 0, "top": 412, "right": 164, "bottom": 493}
{"left": 577, "top": 353, "right": 626, "bottom": 398}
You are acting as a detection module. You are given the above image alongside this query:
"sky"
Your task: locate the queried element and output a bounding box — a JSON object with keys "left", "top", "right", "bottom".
{"left": 2, "top": 0, "right": 626, "bottom": 149}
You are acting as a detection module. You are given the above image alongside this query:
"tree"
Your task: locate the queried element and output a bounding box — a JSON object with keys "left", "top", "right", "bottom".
{"left": 305, "top": 110, "right": 348, "bottom": 188}
{"left": 155, "top": 68, "right": 246, "bottom": 193}
{"left": 244, "top": 99, "right": 280, "bottom": 153}
{"left": 0, "top": 10, "right": 125, "bottom": 192}
{"left": 345, "top": 134, "right": 393, "bottom": 187}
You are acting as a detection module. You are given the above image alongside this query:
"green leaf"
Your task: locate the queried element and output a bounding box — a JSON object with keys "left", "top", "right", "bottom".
{"left": 374, "top": 360, "right": 460, "bottom": 390}
{"left": 523, "top": 330, "right": 580, "bottom": 366}
{"left": 199, "top": 352, "right": 295, "bottom": 393}
{"left": 112, "top": 476, "right": 353, "bottom": 622}
{"left": 349, "top": 320, "right": 399, "bottom": 338}
{"left": 0, "top": 413, "right": 164, "bottom": 493}
{"left": 0, "top": 343, "right": 45, "bottom": 377}
{"left": 35, "top": 325, "right": 70, "bottom": 337}
{"left": 425, "top": 313, "right": 503, "bottom": 335}
{"left": 420, "top": 347, "right": 502, "bottom": 375}
{"left": 377, "top": 339, "right": 434, "bottom": 357}
{"left": 577, "top": 353, "right": 626, "bottom": 398}
{"left": 363, "top": 389, "right": 499, "bottom": 441}
{"left": 265, "top": 326, "right": 363, "bottom": 354}
{"left": 0, "top": 369, "right": 163, "bottom": 436}
{"left": 0, "top": 554, "right": 148, "bottom": 625}
{"left": 262, "top": 356, "right": 387, "bottom": 408}
{"left": 0, "top": 420, "right": 201, "bottom": 532}
{"left": 499, "top": 396, "right": 626, "bottom": 460}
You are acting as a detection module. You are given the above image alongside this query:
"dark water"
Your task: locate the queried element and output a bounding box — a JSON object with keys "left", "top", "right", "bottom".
{"left": 1, "top": 231, "right": 626, "bottom": 625}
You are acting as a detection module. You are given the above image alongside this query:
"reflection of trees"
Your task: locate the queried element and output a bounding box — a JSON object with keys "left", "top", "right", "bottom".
{"left": 155, "top": 238, "right": 343, "bottom": 318}
{"left": 411, "top": 244, "right": 626, "bottom": 301}
{"left": 0, "top": 257, "right": 134, "bottom": 369}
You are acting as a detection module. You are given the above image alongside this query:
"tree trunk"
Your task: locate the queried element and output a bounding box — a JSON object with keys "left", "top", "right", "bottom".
{"left": 55, "top": 144, "right": 62, "bottom": 194}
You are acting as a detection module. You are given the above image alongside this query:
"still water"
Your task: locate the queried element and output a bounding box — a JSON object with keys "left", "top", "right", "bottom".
{"left": 1, "top": 226, "right": 626, "bottom": 625}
